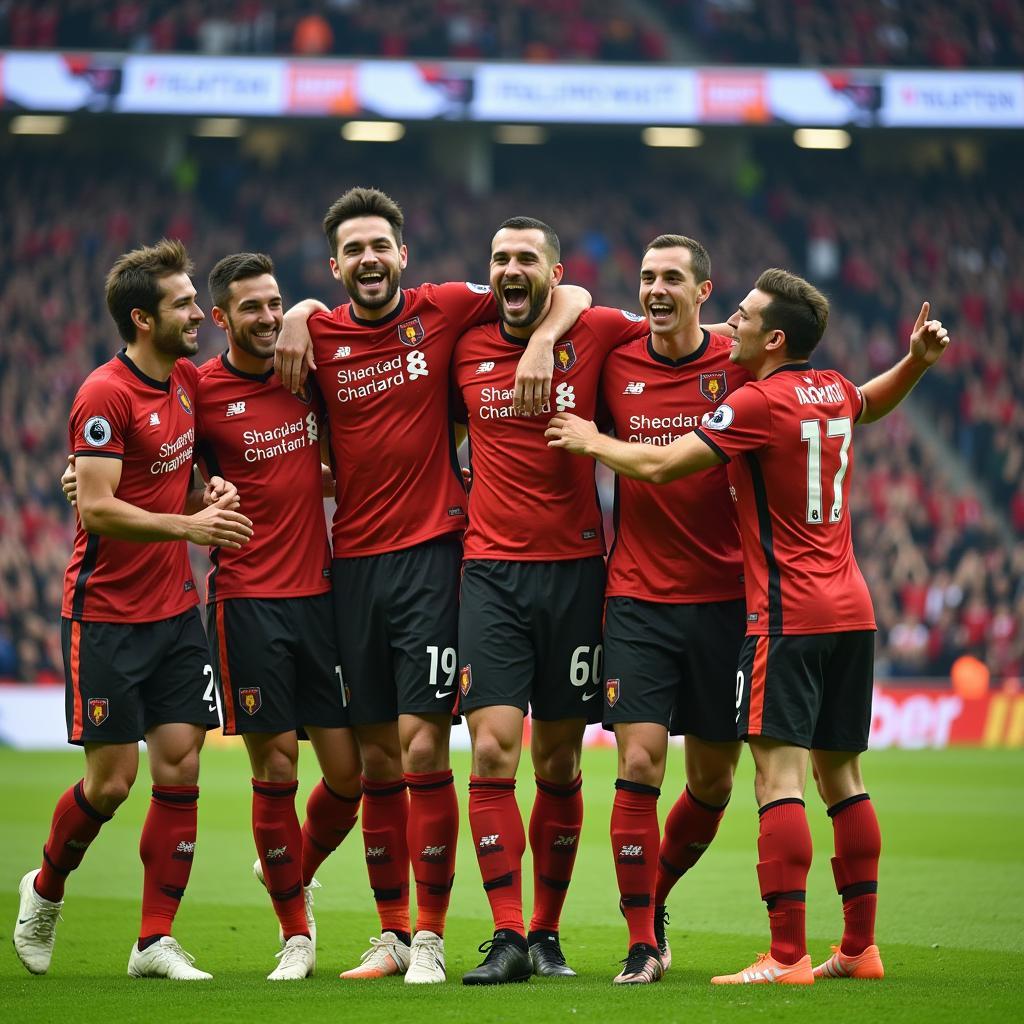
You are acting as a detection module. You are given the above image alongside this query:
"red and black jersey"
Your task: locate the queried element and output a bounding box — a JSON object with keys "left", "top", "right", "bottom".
{"left": 602, "top": 331, "right": 750, "bottom": 603}
{"left": 62, "top": 351, "right": 198, "bottom": 623}
{"left": 310, "top": 282, "right": 496, "bottom": 557}
{"left": 694, "top": 362, "right": 876, "bottom": 636}
{"left": 453, "top": 306, "right": 647, "bottom": 561}
{"left": 195, "top": 353, "right": 331, "bottom": 602}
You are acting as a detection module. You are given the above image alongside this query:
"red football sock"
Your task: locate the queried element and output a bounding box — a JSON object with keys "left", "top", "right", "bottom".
{"left": 469, "top": 775, "right": 526, "bottom": 936}
{"left": 756, "top": 798, "right": 813, "bottom": 965}
{"left": 138, "top": 786, "right": 199, "bottom": 942}
{"left": 252, "top": 779, "right": 308, "bottom": 940}
{"left": 654, "top": 785, "right": 728, "bottom": 905}
{"left": 528, "top": 774, "right": 583, "bottom": 934}
{"left": 301, "top": 778, "right": 361, "bottom": 886}
{"left": 611, "top": 779, "right": 660, "bottom": 949}
{"left": 361, "top": 776, "right": 410, "bottom": 938}
{"left": 406, "top": 769, "right": 459, "bottom": 937}
{"left": 828, "top": 793, "right": 881, "bottom": 956}
{"left": 35, "top": 780, "right": 112, "bottom": 902}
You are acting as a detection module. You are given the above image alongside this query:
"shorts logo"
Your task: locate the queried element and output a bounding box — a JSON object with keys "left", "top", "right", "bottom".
{"left": 553, "top": 341, "right": 576, "bottom": 372}
{"left": 605, "top": 678, "right": 620, "bottom": 707}
{"left": 176, "top": 385, "right": 193, "bottom": 415}
{"left": 83, "top": 416, "right": 112, "bottom": 448}
{"left": 88, "top": 698, "right": 109, "bottom": 725}
{"left": 700, "top": 371, "right": 727, "bottom": 403}
{"left": 239, "top": 687, "right": 262, "bottom": 716}
{"left": 459, "top": 664, "right": 473, "bottom": 697}
{"left": 397, "top": 316, "right": 424, "bottom": 347}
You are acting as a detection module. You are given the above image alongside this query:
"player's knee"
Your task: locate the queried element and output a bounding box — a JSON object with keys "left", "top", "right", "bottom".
{"left": 471, "top": 731, "right": 518, "bottom": 777}
{"left": 87, "top": 775, "right": 134, "bottom": 813}
{"left": 359, "top": 743, "right": 402, "bottom": 781}
{"left": 253, "top": 745, "right": 298, "bottom": 783}
{"left": 619, "top": 744, "right": 663, "bottom": 787}
{"left": 688, "top": 763, "right": 735, "bottom": 806}
{"left": 402, "top": 727, "right": 447, "bottom": 774}
{"left": 532, "top": 744, "right": 580, "bottom": 785}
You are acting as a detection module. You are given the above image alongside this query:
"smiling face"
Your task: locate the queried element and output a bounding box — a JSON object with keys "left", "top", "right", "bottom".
{"left": 218, "top": 273, "right": 283, "bottom": 360}
{"left": 330, "top": 215, "right": 408, "bottom": 314}
{"left": 726, "top": 288, "right": 777, "bottom": 368}
{"left": 639, "top": 246, "right": 711, "bottom": 339}
{"left": 489, "top": 227, "right": 563, "bottom": 331}
{"left": 150, "top": 272, "right": 204, "bottom": 358}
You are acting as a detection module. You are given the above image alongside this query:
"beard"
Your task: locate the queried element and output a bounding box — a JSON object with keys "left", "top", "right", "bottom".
{"left": 499, "top": 281, "right": 551, "bottom": 329}
{"left": 152, "top": 315, "right": 199, "bottom": 358}
{"left": 226, "top": 313, "right": 278, "bottom": 360}
{"left": 343, "top": 265, "right": 401, "bottom": 311}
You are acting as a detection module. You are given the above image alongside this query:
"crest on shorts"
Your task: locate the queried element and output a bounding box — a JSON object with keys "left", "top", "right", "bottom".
{"left": 88, "top": 698, "right": 109, "bottom": 726}
{"left": 397, "top": 316, "right": 424, "bottom": 347}
{"left": 459, "top": 664, "right": 473, "bottom": 697}
{"left": 239, "top": 687, "right": 262, "bottom": 716}
{"left": 553, "top": 341, "right": 576, "bottom": 373}
{"left": 699, "top": 371, "right": 727, "bottom": 403}
{"left": 605, "top": 678, "right": 620, "bottom": 707}
{"left": 176, "top": 385, "right": 193, "bottom": 415}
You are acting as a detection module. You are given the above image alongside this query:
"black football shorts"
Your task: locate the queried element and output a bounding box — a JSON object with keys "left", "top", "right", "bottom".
{"left": 736, "top": 630, "right": 875, "bottom": 751}
{"left": 457, "top": 557, "right": 606, "bottom": 723}
{"left": 332, "top": 535, "right": 463, "bottom": 725}
{"left": 206, "top": 592, "right": 349, "bottom": 735}
{"left": 62, "top": 608, "right": 218, "bottom": 745}
{"left": 602, "top": 596, "right": 746, "bottom": 742}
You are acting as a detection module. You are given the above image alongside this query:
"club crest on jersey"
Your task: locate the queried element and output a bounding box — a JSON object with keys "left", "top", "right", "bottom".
{"left": 88, "top": 698, "right": 109, "bottom": 726}
{"left": 176, "top": 385, "right": 194, "bottom": 415}
{"left": 239, "top": 687, "right": 262, "bottom": 716}
{"left": 700, "top": 371, "right": 727, "bottom": 403}
{"left": 553, "top": 341, "right": 576, "bottom": 373}
{"left": 605, "top": 678, "right": 620, "bottom": 707}
{"left": 459, "top": 664, "right": 473, "bottom": 697}
{"left": 397, "top": 316, "right": 424, "bottom": 347}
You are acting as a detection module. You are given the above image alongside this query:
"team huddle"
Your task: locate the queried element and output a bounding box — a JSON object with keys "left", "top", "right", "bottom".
{"left": 13, "top": 187, "right": 950, "bottom": 987}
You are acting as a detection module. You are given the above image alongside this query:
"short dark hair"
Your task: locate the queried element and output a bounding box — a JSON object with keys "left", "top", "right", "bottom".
{"left": 496, "top": 216, "right": 560, "bottom": 263}
{"left": 105, "top": 238, "right": 193, "bottom": 342}
{"left": 322, "top": 187, "right": 404, "bottom": 258}
{"left": 208, "top": 252, "right": 276, "bottom": 310}
{"left": 643, "top": 234, "right": 711, "bottom": 283}
{"left": 754, "top": 267, "right": 830, "bottom": 359}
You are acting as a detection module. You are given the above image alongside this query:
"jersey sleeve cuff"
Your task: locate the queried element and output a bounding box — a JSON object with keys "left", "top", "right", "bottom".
{"left": 73, "top": 450, "right": 124, "bottom": 460}
{"left": 693, "top": 428, "right": 730, "bottom": 463}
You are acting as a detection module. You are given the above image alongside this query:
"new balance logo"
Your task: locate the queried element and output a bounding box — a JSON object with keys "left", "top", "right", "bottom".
{"left": 477, "top": 834, "right": 504, "bottom": 855}
{"left": 553, "top": 834, "right": 578, "bottom": 849}
{"left": 149, "top": 412, "right": 161, "bottom": 426}
{"left": 687, "top": 841, "right": 711, "bottom": 853}
{"left": 226, "top": 401, "right": 246, "bottom": 417}
{"left": 173, "top": 840, "right": 196, "bottom": 861}
{"left": 65, "top": 839, "right": 90, "bottom": 849}
{"left": 421, "top": 844, "right": 448, "bottom": 862}
{"left": 617, "top": 843, "right": 644, "bottom": 862}
{"left": 623, "top": 381, "right": 646, "bottom": 395}
{"left": 476, "top": 361, "right": 495, "bottom": 374}
{"left": 335, "top": 347, "right": 351, "bottom": 358}
{"left": 265, "top": 845, "right": 288, "bottom": 861}
{"left": 365, "top": 845, "right": 388, "bottom": 862}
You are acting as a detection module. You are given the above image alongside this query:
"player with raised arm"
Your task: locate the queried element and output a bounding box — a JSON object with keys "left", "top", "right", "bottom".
{"left": 453, "top": 218, "right": 647, "bottom": 985}
{"left": 196, "top": 253, "right": 362, "bottom": 980}
{"left": 13, "top": 240, "right": 252, "bottom": 981}
{"left": 597, "top": 235, "right": 750, "bottom": 984}
{"left": 273, "top": 189, "right": 590, "bottom": 984}
{"left": 547, "top": 269, "right": 949, "bottom": 985}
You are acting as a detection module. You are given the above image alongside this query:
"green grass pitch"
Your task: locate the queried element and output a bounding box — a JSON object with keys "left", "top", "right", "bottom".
{"left": 2, "top": 744, "right": 1022, "bottom": 1023}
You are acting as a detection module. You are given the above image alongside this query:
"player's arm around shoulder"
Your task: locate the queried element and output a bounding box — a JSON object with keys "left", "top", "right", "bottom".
{"left": 546, "top": 412, "right": 722, "bottom": 484}
{"left": 75, "top": 455, "right": 252, "bottom": 549}
{"left": 275, "top": 298, "right": 331, "bottom": 394}
{"left": 514, "top": 284, "right": 592, "bottom": 415}
{"left": 858, "top": 300, "right": 951, "bottom": 424}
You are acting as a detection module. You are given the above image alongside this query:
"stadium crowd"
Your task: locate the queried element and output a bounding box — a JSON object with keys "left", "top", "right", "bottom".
{"left": 4, "top": 0, "right": 1022, "bottom": 66}
{"left": 0, "top": 145, "right": 1020, "bottom": 684}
